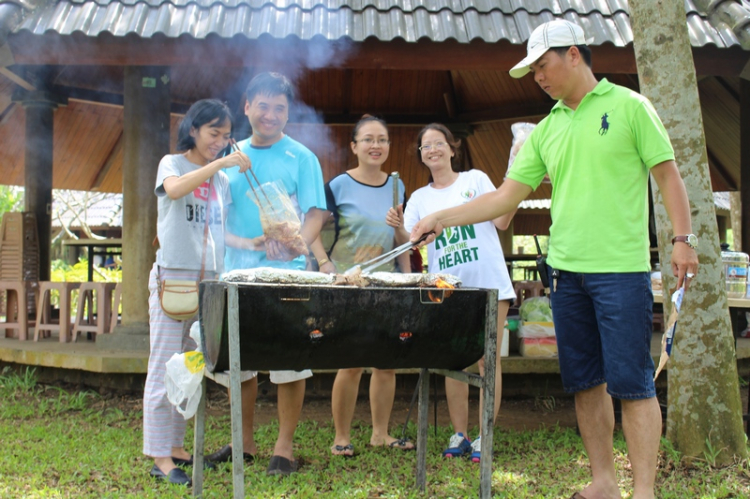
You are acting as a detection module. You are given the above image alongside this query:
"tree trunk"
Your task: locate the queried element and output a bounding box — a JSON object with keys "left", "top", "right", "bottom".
{"left": 630, "top": 0, "right": 747, "bottom": 464}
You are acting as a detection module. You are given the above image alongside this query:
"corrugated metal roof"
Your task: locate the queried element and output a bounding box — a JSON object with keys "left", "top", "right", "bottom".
{"left": 519, "top": 198, "right": 551, "bottom": 210}
{"left": 9, "top": 0, "right": 750, "bottom": 48}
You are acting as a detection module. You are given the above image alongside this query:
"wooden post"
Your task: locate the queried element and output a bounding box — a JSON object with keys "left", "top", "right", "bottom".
{"left": 730, "top": 191, "right": 742, "bottom": 252}
{"left": 103, "top": 66, "right": 170, "bottom": 349}
{"left": 740, "top": 71, "right": 750, "bottom": 254}
{"left": 498, "top": 220, "right": 514, "bottom": 257}
{"left": 12, "top": 90, "right": 66, "bottom": 282}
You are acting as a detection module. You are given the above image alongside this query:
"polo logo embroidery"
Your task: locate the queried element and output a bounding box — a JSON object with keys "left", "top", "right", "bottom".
{"left": 599, "top": 113, "right": 610, "bottom": 135}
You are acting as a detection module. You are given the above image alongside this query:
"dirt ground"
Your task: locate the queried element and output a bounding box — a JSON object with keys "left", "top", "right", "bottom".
{"left": 40, "top": 372, "right": 750, "bottom": 434}
{"left": 203, "top": 386, "right": 580, "bottom": 431}
{"left": 165, "top": 377, "right": 747, "bottom": 433}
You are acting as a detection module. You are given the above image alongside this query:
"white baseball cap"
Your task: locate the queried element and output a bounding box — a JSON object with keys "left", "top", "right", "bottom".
{"left": 509, "top": 20, "right": 587, "bottom": 79}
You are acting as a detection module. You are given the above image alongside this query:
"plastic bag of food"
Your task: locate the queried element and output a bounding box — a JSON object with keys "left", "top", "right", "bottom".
{"left": 518, "top": 321, "right": 555, "bottom": 338}
{"left": 165, "top": 349, "right": 205, "bottom": 419}
{"left": 164, "top": 322, "right": 205, "bottom": 419}
{"left": 250, "top": 180, "right": 308, "bottom": 258}
{"left": 519, "top": 337, "right": 558, "bottom": 357}
{"left": 740, "top": 312, "right": 750, "bottom": 338}
{"left": 506, "top": 122, "right": 536, "bottom": 178}
{"left": 519, "top": 296, "right": 553, "bottom": 322}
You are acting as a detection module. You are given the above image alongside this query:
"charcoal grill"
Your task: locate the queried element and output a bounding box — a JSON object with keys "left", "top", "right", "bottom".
{"left": 192, "top": 280, "right": 499, "bottom": 498}
{"left": 200, "top": 281, "right": 491, "bottom": 372}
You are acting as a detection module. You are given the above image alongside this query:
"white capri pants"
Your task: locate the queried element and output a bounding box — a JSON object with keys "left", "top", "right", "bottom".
{"left": 143, "top": 265, "right": 256, "bottom": 457}
{"left": 143, "top": 264, "right": 308, "bottom": 457}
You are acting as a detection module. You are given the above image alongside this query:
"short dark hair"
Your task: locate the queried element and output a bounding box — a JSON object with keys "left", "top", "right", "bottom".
{"left": 351, "top": 114, "right": 389, "bottom": 142}
{"left": 550, "top": 45, "right": 592, "bottom": 68}
{"left": 176, "top": 99, "right": 233, "bottom": 152}
{"left": 416, "top": 123, "right": 462, "bottom": 171}
{"left": 245, "top": 72, "right": 295, "bottom": 106}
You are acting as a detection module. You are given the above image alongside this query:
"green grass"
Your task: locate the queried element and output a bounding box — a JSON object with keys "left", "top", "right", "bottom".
{"left": 1, "top": 367, "right": 749, "bottom": 498}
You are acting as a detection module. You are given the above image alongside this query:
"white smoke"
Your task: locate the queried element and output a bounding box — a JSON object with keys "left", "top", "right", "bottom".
{"left": 237, "top": 38, "right": 355, "bottom": 166}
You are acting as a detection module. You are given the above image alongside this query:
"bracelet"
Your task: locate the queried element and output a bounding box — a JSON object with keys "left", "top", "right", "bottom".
{"left": 318, "top": 258, "right": 330, "bottom": 266}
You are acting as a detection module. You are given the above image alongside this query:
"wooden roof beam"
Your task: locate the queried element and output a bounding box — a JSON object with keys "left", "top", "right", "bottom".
{"left": 293, "top": 112, "right": 451, "bottom": 126}
{"left": 457, "top": 103, "right": 554, "bottom": 124}
{"left": 90, "top": 131, "right": 122, "bottom": 191}
{"left": 54, "top": 85, "right": 199, "bottom": 116}
{"left": 443, "top": 70, "right": 460, "bottom": 119}
{"left": 0, "top": 101, "right": 17, "bottom": 124}
{"left": 8, "top": 34, "right": 749, "bottom": 77}
{"left": 707, "top": 146, "right": 738, "bottom": 190}
{"left": 0, "top": 66, "right": 34, "bottom": 90}
{"left": 341, "top": 69, "right": 352, "bottom": 116}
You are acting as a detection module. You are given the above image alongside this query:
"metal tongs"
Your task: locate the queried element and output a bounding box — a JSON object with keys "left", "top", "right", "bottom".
{"left": 344, "top": 231, "right": 434, "bottom": 275}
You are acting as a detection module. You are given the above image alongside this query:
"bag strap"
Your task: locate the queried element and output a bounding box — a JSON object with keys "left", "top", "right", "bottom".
{"left": 199, "top": 176, "right": 214, "bottom": 283}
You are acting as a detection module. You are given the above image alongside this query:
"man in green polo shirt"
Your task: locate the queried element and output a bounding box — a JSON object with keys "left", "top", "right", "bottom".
{"left": 410, "top": 19, "right": 699, "bottom": 499}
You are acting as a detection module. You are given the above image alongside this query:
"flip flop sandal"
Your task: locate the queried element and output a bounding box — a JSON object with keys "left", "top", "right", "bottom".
{"left": 331, "top": 443, "right": 355, "bottom": 457}
{"left": 266, "top": 455, "right": 298, "bottom": 476}
{"left": 388, "top": 438, "right": 416, "bottom": 451}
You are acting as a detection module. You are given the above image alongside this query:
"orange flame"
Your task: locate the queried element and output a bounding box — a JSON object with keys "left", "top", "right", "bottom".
{"left": 435, "top": 278, "right": 454, "bottom": 290}
{"left": 428, "top": 278, "right": 454, "bottom": 302}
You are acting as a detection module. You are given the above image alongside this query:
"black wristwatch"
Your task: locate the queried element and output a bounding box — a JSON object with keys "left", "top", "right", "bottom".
{"left": 671, "top": 234, "right": 698, "bottom": 249}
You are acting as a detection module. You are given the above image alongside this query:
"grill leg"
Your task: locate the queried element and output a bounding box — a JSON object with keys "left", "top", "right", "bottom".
{"left": 416, "top": 368, "right": 429, "bottom": 492}
{"left": 480, "top": 292, "right": 498, "bottom": 499}
{"left": 192, "top": 378, "right": 207, "bottom": 498}
{"left": 228, "top": 284, "right": 245, "bottom": 499}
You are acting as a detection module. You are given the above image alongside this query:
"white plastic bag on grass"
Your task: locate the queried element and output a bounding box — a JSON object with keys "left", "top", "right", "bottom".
{"left": 165, "top": 322, "right": 206, "bottom": 419}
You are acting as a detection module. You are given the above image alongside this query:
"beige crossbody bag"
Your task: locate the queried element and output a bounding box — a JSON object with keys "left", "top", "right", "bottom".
{"left": 158, "top": 177, "right": 213, "bottom": 321}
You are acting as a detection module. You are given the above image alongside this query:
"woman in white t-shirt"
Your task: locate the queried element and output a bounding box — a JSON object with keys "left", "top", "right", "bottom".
{"left": 387, "top": 123, "right": 516, "bottom": 464}
{"left": 144, "top": 100, "right": 250, "bottom": 486}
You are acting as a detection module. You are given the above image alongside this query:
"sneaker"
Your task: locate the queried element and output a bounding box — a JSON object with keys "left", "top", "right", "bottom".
{"left": 442, "top": 432, "right": 472, "bottom": 458}
{"left": 470, "top": 436, "right": 481, "bottom": 463}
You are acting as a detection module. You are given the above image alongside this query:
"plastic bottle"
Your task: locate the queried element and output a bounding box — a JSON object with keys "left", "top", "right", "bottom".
{"left": 721, "top": 250, "right": 749, "bottom": 298}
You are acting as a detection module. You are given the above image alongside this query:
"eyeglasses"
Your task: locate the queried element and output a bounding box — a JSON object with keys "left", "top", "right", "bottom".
{"left": 355, "top": 137, "right": 390, "bottom": 146}
{"left": 419, "top": 141, "right": 448, "bottom": 152}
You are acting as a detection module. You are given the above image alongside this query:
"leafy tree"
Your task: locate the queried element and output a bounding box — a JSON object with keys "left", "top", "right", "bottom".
{"left": 0, "top": 185, "right": 23, "bottom": 220}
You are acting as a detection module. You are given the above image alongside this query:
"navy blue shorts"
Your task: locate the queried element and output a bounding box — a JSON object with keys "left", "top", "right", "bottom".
{"left": 548, "top": 268, "right": 656, "bottom": 399}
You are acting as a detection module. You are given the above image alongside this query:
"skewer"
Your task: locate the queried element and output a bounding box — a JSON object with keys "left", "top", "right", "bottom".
{"left": 230, "top": 139, "right": 275, "bottom": 211}
{"left": 229, "top": 140, "right": 265, "bottom": 212}
{"left": 391, "top": 171, "right": 399, "bottom": 210}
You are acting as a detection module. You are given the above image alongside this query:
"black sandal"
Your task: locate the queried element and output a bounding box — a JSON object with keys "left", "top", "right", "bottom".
{"left": 205, "top": 444, "right": 255, "bottom": 464}
{"left": 266, "top": 455, "right": 298, "bottom": 476}
{"left": 172, "top": 455, "right": 216, "bottom": 470}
